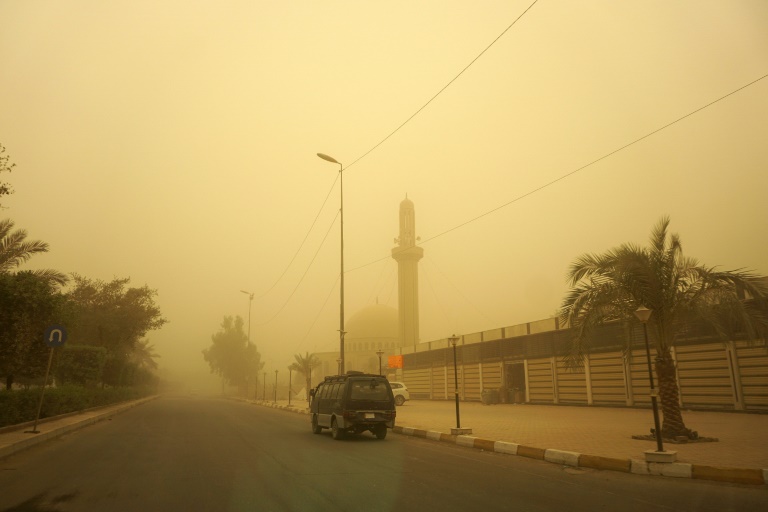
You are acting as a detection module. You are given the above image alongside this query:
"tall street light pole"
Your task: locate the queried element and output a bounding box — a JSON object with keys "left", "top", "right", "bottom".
{"left": 240, "top": 290, "right": 254, "bottom": 342}
{"left": 634, "top": 306, "right": 665, "bottom": 453}
{"left": 240, "top": 290, "right": 255, "bottom": 399}
{"left": 274, "top": 369, "right": 279, "bottom": 403}
{"left": 317, "top": 152, "right": 346, "bottom": 374}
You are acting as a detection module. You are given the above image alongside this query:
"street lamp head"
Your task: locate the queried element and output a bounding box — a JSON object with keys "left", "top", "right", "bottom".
{"left": 317, "top": 153, "right": 340, "bottom": 164}
{"left": 448, "top": 334, "right": 459, "bottom": 347}
{"left": 634, "top": 306, "right": 652, "bottom": 324}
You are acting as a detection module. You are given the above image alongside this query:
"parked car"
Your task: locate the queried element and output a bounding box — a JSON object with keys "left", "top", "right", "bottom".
{"left": 309, "top": 371, "right": 396, "bottom": 440}
{"left": 389, "top": 381, "right": 410, "bottom": 406}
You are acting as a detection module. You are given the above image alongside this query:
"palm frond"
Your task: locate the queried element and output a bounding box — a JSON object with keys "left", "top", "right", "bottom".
{"left": 27, "top": 268, "right": 69, "bottom": 286}
{"left": 649, "top": 215, "right": 671, "bottom": 255}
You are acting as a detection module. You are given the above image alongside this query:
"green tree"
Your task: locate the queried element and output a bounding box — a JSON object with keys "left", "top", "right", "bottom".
{"left": 0, "top": 217, "right": 69, "bottom": 390}
{"left": 66, "top": 275, "right": 167, "bottom": 386}
{"left": 560, "top": 216, "right": 768, "bottom": 439}
{"left": 0, "top": 143, "right": 14, "bottom": 208}
{"left": 0, "top": 272, "right": 68, "bottom": 389}
{"left": 54, "top": 345, "right": 107, "bottom": 387}
{"left": 0, "top": 218, "right": 68, "bottom": 285}
{"left": 289, "top": 352, "right": 321, "bottom": 403}
{"left": 202, "top": 316, "right": 263, "bottom": 394}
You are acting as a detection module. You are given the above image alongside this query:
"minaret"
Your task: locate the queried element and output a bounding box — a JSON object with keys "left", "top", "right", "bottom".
{"left": 392, "top": 196, "right": 423, "bottom": 348}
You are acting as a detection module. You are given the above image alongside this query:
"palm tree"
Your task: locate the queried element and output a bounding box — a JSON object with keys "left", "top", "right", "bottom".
{"left": 0, "top": 218, "right": 68, "bottom": 285}
{"left": 289, "top": 352, "right": 321, "bottom": 403}
{"left": 130, "top": 339, "right": 160, "bottom": 371}
{"left": 560, "top": 216, "right": 767, "bottom": 439}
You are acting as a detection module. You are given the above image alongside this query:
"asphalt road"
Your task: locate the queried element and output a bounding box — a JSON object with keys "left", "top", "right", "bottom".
{"left": 0, "top": 396, "right": 765, "bottom": 512}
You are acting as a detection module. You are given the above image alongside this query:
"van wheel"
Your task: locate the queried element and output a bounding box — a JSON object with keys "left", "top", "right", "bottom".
{"left": 311, "top": 414, "right": 322, "bottom": 434}
{"left": 395, "top": 395, "right": 405, "bottom": 406}
{"left": 331, "top": 418, "right": 345, "bottom": 440}
{"left": 374, "top": 425, "right": 387, "bottom": 440}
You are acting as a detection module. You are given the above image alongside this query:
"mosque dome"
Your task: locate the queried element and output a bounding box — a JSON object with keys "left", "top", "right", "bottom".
{"left": 345, "top": 303, "right": 399, "bottom": 351}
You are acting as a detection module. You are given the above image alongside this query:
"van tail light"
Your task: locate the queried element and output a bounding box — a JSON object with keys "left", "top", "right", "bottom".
{"left": 343, "top": 411, "right": 357, "bottom": 420}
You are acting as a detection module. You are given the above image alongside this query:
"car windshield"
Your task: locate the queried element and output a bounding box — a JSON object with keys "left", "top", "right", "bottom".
{"left": 349, "top": 379, "right": 390, "bottom": 401}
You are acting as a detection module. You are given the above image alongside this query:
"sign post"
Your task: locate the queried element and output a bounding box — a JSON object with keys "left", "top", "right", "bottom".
{"left": 26, "top": 325, "right": 67, "bottom": 434}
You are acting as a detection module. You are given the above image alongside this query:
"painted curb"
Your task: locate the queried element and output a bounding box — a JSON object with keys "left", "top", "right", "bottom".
{"left": 247, "top": 400, "right": 768, "bottom": 486}
{"left": 391, "top": 423, "right": 767, "bottom": 486}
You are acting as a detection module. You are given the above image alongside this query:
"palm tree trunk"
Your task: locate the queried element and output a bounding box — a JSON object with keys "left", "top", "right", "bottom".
{"left": 655, "top": 355, "right": 696, "bottom": 439}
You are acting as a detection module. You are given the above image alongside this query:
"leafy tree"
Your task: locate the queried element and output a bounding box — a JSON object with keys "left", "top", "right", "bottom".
{"left": 54, "top": 345, "right": 107, "bottom": 387}
{"left": 0, "top": 272, "right": 69, "bottom": 389}
{"left": 289, "top": 352, "right": 321, "bottom": 403}
{"left": 560, "top": 216, "right": 768, "bottom": 439}
{"left": 0, "top": 217, "right": 69, "bottom": 389}
{"left": 66, "top": 275, "right": 167, "bottom": 386}
{"left": 0, "top": 218, "right": 68, "bottom": 285}
{"left": 0, "top": 143, "right": 14, "bottom": 208}
{"left": 202, "top": 316, "right": 263, "bottom": 394}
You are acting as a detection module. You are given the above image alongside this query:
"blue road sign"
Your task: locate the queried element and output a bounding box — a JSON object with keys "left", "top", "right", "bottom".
{"left": 44, "top": 325, "right": 68, "bottom": 347}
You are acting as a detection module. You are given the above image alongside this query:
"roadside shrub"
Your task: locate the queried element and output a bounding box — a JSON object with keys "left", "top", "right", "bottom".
{"left": 0, "top": 385, "right": 154, "bottom": 428}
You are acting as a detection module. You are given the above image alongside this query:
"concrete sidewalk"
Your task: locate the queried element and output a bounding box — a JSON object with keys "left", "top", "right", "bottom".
{"left": 262, "top": 398, "right": 768, "bottom": 485}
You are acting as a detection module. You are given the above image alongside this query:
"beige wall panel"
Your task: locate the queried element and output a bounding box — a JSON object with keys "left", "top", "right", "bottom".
{"left": 675, "top": 343, "right": 728, "bottom": 360}
{"left": 464, "top": 364, "right": 481, "bottom": 400}
{"left": 557, "top": 360, "right": 587, "bottom": 403}
{"left": 740, "top": 367, "right": 768, "bottom": 376}
{"left": 431, "top": 366, "right": 446, "bottom": 399}
{"left": 589, "top": 352, "right": 627, "bottom": 403}
{"left": 628, "top": 349, "right": 654, "bottom": 406}
{"left": 527, "top": 358, "right": 554, "bottom": 403}
{"left": 404, "top": 368, "right": 432, "bottom": 399}
{"left": 481, "top": 363, "right": 502, "bottom": 390}
{"left": 735, "top": 342, "right": 768, "bottom": 410}
{"left": 676, "top": 343, "right": 735, "bottom": 409}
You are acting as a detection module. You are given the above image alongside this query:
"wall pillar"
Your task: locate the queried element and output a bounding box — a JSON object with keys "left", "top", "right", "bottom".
{"left": 726, "top": 341, "right": 745, "bottom": 410}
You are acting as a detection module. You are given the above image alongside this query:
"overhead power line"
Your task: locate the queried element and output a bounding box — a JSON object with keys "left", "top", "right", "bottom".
{"left": 348, "top": 72, "right": 768, "bottom": 273}
{"left": 250, "top": 3, "right": 539, "bottom": 327}
{"left": 344, "top": 0, "right": 540, "bottom": 173}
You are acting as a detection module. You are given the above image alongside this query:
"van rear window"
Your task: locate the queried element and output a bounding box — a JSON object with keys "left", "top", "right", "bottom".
{"left": 349, "top": 379, "right": 389, "bottom": 401}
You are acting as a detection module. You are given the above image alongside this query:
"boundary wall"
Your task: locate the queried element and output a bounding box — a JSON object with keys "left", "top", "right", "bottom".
{"left": 401, "top": 319, "right": 768, "bottom": 412}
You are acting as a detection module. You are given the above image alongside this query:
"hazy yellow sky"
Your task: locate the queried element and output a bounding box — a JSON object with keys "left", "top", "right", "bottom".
{"left": 2, "top": 1, "right": 767, "bottom": 385}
